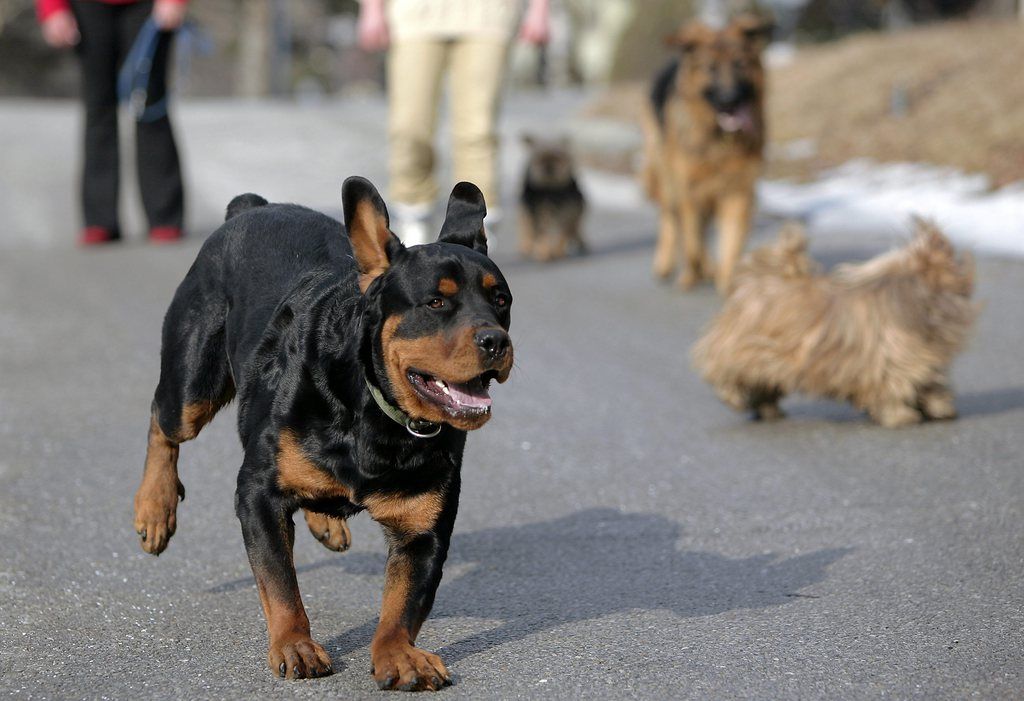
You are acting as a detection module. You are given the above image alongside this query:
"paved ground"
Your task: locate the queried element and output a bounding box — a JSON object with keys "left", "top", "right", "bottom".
{"left": 1, "top": 94, "right": 1023, "bottom": 700}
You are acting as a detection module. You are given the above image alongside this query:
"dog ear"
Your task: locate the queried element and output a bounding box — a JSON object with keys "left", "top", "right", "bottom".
{"left": 731, "top": 13, "right": 774, "bottom": 53}
{"left": 911, "top": 216, "right": 955, "bottom": 256}
{"left": 437, "top": 181, "right": 488, "bottom": 255}
{"left": 342, "top": 176, "right": 403, "bottom": 293}
{"left": 665, "top": 22, "right": 711, "bottom": 53}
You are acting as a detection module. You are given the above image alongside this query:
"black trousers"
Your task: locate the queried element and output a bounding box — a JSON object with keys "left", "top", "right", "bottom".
{"left": 72, "top": 0, "right": 183, "bottom": 234}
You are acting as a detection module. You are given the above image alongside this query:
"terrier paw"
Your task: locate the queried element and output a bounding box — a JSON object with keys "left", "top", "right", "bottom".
{"left": 754, "top": 403, "right": 786, "bottom": 421}
{"left": 304, "top": 509, "right": 352, "bottom": 552}
{"left": 268, "top": 634, "right": 334, "bottom": 680}
{"left": 133, "top": 478, "right": 184, "bottom": 555}
{"left": 873, "top": 403, "right": 923, "bottom": 428}
{"left": 371, "top": 643, "right": 451, "bottom": 692}
{"left": 920, "top": 391, "right": 957, "bottom": 421}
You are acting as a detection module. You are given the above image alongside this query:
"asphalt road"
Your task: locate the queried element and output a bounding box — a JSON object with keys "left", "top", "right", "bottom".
{"left": 1, "top": 95, "right": 1023, "bottom": 700}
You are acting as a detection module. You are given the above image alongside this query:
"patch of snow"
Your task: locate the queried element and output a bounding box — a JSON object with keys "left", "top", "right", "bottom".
{"left": 578, "top": 169, "right": 646, "bottom": 212}
{"left": 759, "top": 159, "right": 1024, "bottom": 258}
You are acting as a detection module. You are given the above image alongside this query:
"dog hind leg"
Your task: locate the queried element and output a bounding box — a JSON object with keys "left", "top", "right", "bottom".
{"left": 303, "top": 509, "right": 352, "bottom": 552}
{"left": 569, "top": 209, "right": 587, "bottom": 255}
{"left": 134, "top": 277, "right": 234, "bottom": 555}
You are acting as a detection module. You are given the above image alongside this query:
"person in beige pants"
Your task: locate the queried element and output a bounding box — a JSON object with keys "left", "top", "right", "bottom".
{"left": 360, "top": 0, "right": 550, "bottom": 245}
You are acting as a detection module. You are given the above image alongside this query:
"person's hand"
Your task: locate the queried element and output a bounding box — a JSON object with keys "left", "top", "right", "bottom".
{"left": 519, "top": 0, "right": 550, "bottom": 45}
{"left": 358, "top": 0, "right": 390, "bottom": 52}
{"left": 153, "top": 0, "right": 187, "bottom": 30}
{"left": 41, "top": 10, "right": 79, "bottom": 48}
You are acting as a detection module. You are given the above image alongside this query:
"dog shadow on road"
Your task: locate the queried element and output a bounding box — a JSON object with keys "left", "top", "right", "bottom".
{"left": 320, "top": 507, "right": 850, "bottom": 664}
{"left": 954, "top": 386, "right": 1024, "bottom": 419}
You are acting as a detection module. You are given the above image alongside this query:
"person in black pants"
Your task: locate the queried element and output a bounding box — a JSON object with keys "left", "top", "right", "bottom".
{"left": 38, "top": 0, "right": 188, "bottom": 245}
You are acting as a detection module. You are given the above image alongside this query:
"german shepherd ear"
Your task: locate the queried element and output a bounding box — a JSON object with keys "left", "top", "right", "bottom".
{"left": 437, "top": 181, "right": 488, "bottom": 255}
{"left": 731, "top": 13, "right": 774, "bottom": 52}
{"left": 664, "top": 22, "right": 711, "bottom": 53}
{"left": 342, "top": 176, "right": 404, "bottom": 293}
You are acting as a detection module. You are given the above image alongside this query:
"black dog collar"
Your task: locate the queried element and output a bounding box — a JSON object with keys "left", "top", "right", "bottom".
{"left": 365, "top": 379, "right": 442, "bottom": 439}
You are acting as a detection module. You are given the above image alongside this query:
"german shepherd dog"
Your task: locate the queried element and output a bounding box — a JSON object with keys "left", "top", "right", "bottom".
{"left": 642, "top": 15, "right": 772, "bottom": 293}
{"left": 132, "top": 177, "right": 514, "bottom": 690}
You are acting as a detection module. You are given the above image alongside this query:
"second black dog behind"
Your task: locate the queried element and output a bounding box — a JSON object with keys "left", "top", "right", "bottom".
{"left": 518, "top": 135, "right": 587, "bottom": 261}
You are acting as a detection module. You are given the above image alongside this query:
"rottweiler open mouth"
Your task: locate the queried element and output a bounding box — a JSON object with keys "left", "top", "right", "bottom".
{"left": 407, "top": 369, "right": 497, "bottom": 417}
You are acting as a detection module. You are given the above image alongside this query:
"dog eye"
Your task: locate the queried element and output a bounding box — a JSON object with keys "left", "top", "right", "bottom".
{"left": 427, "top": 298, "right": 446, "bottom": 310}
{"left": 494, "top": 294, "right": 509, "bottom": 309}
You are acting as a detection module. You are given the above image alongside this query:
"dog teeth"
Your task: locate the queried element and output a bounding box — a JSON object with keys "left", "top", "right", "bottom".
{"left": 433, "top": 379, "right": 450, "bottom": 396}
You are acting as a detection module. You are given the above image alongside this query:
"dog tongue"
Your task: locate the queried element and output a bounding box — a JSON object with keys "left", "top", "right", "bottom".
{"left": 717, "top": 105, "right": 755, "bottom": 134}
{"left": 447, "top": 380, "right": 492, "bottom": 409}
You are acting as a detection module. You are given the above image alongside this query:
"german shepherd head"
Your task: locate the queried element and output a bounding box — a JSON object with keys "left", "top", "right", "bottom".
{"left": 664, "top": 14, "right": 772, "bottom": 140}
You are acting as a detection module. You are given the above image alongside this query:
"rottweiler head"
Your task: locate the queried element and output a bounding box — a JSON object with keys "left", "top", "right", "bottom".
{"left": 343, "top": 177, "right": 513, "bottom": 432}
{"left": 666, "top": 14, "right": 772, "bottom": 136}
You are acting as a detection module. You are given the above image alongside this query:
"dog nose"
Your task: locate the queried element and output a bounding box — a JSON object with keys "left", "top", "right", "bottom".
{"left": 475, "top": 328, "right": 510, "bottom": 360}
{"left": 706, "top": 82, "right": 753, "bottom": 112}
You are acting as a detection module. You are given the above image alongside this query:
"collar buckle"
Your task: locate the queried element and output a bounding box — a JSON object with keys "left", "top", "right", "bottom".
{"left": 366, "top": 378, "right": 441, "bottom": 439}
{"left": 406, "top": 419, "right": 442, "bottom": 438}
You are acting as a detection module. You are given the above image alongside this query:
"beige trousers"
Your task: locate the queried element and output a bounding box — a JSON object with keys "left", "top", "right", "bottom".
{"left": 387, "top": 37, "right": 510, "bottom": 208}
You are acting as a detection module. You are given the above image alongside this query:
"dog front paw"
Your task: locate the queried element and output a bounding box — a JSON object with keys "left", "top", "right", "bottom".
{"left": 304, "top": 509, "right": 352, "bottom": 552}
{"left": 268, "top": 634, "right": 334, "bottom": 680}
{"left": 753, "top": 403, "right": 785, "bottom": 421}
{"left": 677, "top": 267, "right": 701, "bottom": 290}
{"left": 652, "top": 256, "right": 674, "bottom": 280}
{"left": 872, "top": 403, "right": 923, "bottom": 428}
{"left": 919, "top": 389, "right": 957, "bottom": 420}
{"left": 371, "top": 643, "right": 451, "bottom": 691}
{"left": 133, "top": 478, "right": 184, "bottom": 555}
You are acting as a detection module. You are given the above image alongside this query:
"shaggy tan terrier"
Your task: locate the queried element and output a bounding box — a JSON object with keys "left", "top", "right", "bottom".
{"left": 692, "top": 220, "right": 977, "bottom": 427}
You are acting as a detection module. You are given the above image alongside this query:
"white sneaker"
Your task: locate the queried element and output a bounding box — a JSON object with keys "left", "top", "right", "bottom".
{"left": 393, "top": 202, "right": 433, "bottom": 246}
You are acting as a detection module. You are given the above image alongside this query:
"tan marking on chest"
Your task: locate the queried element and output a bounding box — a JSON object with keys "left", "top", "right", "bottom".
{"left": 362, "top": 490, "right": 444, "bottom": 534}
{"left": 277, "top": 430, "right": 351, "bottom": 500}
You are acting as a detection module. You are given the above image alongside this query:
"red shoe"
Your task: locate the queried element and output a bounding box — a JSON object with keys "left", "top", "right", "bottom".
{"left": 149, "top": 226, "right": 184, "bottom": 243}
{"left": 80, "top": 226, "right": 117, "bottom": 246}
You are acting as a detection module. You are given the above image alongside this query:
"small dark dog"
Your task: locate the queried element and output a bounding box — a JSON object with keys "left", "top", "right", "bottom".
{"left": 518, "top": 135, "right": 586, "bottom": 261}
{"left": 132, "top": 177, "right": 514, "bottom": 690}
{"left": 692, "top": 220, "right": 977, "bottom": 427}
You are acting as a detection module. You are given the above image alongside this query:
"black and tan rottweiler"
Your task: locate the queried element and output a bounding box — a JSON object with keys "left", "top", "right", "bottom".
{"left": 132, "top": 177, "right": 513, "bottom": 691}
{"left": 641, "top": 14, "right": 772, "bottom": 293}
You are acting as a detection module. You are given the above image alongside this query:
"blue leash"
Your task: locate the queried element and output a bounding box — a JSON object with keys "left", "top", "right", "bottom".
{"left": 118, "top": 18, "right": 209, "bottom": 123}
{"left": 118, "top": 17, "right": 166, "bottom": 122}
